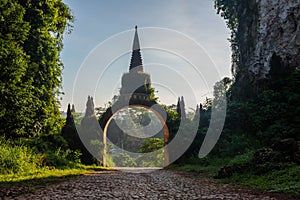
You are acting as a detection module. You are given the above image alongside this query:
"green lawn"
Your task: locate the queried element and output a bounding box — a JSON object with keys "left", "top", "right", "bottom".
{"left": 0, "top": 165, "right": 108, "bottom": 196}
{"left": 170, "top": 162, "right": 300, "bottom": 198}
{"left": 218, "top": 164, "right": 300, "bottom": 198}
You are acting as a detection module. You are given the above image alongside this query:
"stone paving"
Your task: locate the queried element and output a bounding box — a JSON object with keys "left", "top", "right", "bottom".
{"left": 3, "top": 169, "right": 296, "bottom": 200}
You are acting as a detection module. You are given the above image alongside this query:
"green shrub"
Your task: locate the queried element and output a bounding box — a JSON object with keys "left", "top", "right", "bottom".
{"left": 113, "top": 153, "right": 136, "bottom": 167}
{"left": 22, "top": 133, "right": 83, "bottom": 168}
{"left": 228, "top": 150, "right": 254, "bottom": 166}
{"left": 0, "top": 137, "right": 42, "bottom": 174}
{"left": 26, "top": 134, "right": 69, "bottom": 153}
{"left": 105, "top": 155, "right": 115, "bottom": 167}
{"left": 222, "top": 164, "right": 300, "bottom": 197}
{"left": 44, "top": 148, "right": 71, "bottom": 168}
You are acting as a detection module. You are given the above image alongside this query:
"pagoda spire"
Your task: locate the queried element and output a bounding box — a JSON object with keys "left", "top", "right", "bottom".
{"left": 129, "top": 26, "right": 143, "bottom": 72}
{"left": 132, "top": 25, "right": 140, "bottom": 50}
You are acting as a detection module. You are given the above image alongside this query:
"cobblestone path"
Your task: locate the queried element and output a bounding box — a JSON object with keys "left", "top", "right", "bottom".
{"left": 3, "top": 169, "right": 296, "bottom": 200}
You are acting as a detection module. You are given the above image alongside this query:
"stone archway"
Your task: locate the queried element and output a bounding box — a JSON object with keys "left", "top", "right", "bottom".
{"left": 98, "top": 27, "right": 170, "bottom": 167}
{"left": 99, "top": 96, "right": 169, "bottom": 167}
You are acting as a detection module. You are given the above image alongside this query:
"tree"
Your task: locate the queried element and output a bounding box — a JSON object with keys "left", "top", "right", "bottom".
{"left": 176, "top": 97, "right": 181, "bottom": 117}
{"left": 80, "top": 96, "right": 101, "bottom": 164}
{"left": 65, "top": 104, "right": 74, "bottom": 125}
{"left": 0, "top": 0, "right": 73, "bottom": 137}
{"left": 158, "top": 104, "right": 179, "bottom": 142}
{"left": 138, "top": 138, "right": 164, "bottom": 153}
{"left": 85, "top": 96, "right": 95, "bottom": 117}
{"left": 0, "top": 1, "right": 39, "bottom": 137}
{"left": 180, "top": 96, "right": 186, "bottom": 120}
{"left": 113, "top": 153, "right": 137, "bottom": 167}
{"left": 19, "top": 0, "right": 73, "bottom": 135}
{"left": 176, "top": 96, "right": 186, "bottom": 120}
{"left": 137, "top": 138, "right": 164, "bottom": 167}
{"left": 71, "top": 104, "right": 75, "bottom": 112}
{"left": 61, "top": 104, "right": 81, "bottom": 151}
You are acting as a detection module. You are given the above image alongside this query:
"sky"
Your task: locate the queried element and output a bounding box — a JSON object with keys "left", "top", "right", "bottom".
{"left": 60, "top": 0, "right": 232, "bottom": 113}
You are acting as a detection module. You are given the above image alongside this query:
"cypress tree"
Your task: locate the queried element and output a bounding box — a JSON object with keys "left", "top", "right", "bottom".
{"left": 180, "top": 96, "right": 186, "bottom": 120}
{"left": 176, "top": 97, "right": 181, "bottom": 118}
{"left": 176, "top": 96, "right": 187, "bottom": 120}
{"left": 71, "top": 104, "right": 76, "bottom": 113}
{"left": 62, "top": 104, "right": 81, "bottom": 151}
{"left": 80, "top": 96, "right": 100, "bottom": 165}
{"left": 193, "top": 104, "right": 200, "bottom": 123}
{"left": 85, "top": 96, "right": 95, "bottom": 117}
{"left": 66, "top": 104, "right": 74, "bottom": 125}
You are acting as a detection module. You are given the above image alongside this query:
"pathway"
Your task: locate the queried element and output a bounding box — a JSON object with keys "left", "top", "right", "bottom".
{"left": 3, "top": 169, "right": 295, "bottom": 200}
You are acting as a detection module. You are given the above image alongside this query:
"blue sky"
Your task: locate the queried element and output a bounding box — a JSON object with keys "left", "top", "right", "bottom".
{"left": 61, "top": 0, "right": 231, "bottom": 112}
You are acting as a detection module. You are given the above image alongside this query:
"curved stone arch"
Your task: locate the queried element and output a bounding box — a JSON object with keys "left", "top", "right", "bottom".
{"left": 99, "top": 99, "right": 169, "bottom": 167}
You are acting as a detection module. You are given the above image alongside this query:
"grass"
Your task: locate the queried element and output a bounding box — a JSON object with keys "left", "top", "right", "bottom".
{"left": 168, "top": 164, "right": 220, "bottom": 173}
{"left": 0, "top": 136, "right": 110, "bottom": 197}
{"left": 0, "top": 138, "right": 42, "bottom": 175}
{"left": 0, "top": 165, "right": 108, "bottom": 197}
{"left": 0, "top": 165, "right": 107, "bottom": 184}
{"left": 169, "top": 154, "right": 300, "bottom": 198}
{"left": 218, "top": 164, "right": 300, "bottom": 198}
{"left": 166, "top": 157, "right": 228, "bottom": 177}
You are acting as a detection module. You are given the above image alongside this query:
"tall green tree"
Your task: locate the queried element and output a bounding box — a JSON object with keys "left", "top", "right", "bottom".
{"left": 0, "top": 0, "right": 73, "bottom": 137}
{"left": 80, "top": 96, "right": 101, "bottom": 165}
{"left": 0, "top": 0, "right": 33, "bottom": 137}
{"left": 19, "top": 0, "right": 73, "bottom": 135}
{"left": 176, "top": 96, "right": 186, "bottom": 120}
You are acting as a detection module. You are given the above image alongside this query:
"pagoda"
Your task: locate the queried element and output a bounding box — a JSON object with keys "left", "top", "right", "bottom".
{"left": 118, "top": 26, "right": 153, "bottom": 102}
{"left": 99, "top": 26, "right": 169, "bottom": 167}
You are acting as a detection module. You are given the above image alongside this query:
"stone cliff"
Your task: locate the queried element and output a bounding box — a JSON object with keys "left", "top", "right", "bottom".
{"left": 219, "top": 0, "right": 300, "bottom": 83}
{"left": 249, "top": 0, "right": 300, "bottom": 79}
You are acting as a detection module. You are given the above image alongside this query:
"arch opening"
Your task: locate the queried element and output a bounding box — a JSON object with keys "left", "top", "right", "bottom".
{"left": 102, "top": 104, "right": 169, "bottom": 167}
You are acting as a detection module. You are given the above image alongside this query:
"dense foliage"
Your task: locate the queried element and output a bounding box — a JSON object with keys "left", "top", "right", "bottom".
{"left": 0, "top": 0, "right": 73, "bottom": 138}
{"left": 166, "top": 3, "right": 300, "bottom": 196}
{"left": 170, "top": 1, "right": 300, "bottom": 195}
{"left": 0, "top": 0, "right": 74, "bottom": 175}
{"left": 211, "top": 1, "right": 299, "bottom": 155}
{"left": 1, "top": 2, "right": 298, "bottom": 197}
{"left": 214, "top": 0, "right": 259, "bottom": 81}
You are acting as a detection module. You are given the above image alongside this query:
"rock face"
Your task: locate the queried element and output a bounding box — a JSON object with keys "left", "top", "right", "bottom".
{"left": 249, "top": 0, "right": 300, "bottom": 79}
